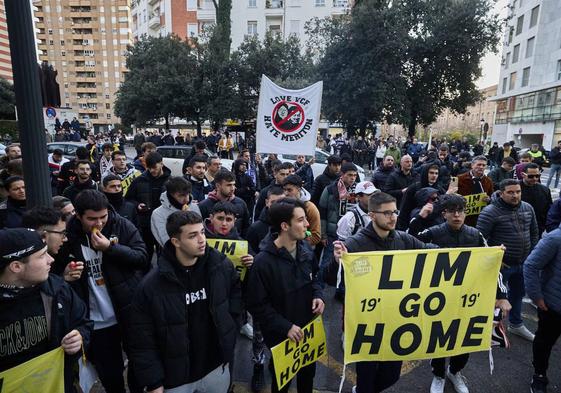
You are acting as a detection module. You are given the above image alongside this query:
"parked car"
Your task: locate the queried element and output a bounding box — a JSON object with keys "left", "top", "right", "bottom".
{"left": 47, "top": 142, "right": 85, "bottom": 160}
{"left": 274, "top": 148, "right": 366, "bottom": 179}
{"left": 157, "top": 145, "right": 233, "bottom": 176}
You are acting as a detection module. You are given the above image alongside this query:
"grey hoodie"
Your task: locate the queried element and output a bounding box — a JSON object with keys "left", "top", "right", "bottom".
{"left": 151, "top": 191, "right": 201, "bottom": 247}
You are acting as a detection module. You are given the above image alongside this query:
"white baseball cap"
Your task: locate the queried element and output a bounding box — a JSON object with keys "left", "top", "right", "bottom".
{"left": 355, "top": 181, "right": 378, "bottom": 195}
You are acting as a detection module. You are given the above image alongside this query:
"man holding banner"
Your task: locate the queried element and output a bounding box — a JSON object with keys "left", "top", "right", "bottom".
{"left": 333, "top": 192, "right": 437, "bottom": 393}
{"left": 247, "top": 198, "right": 324, "bottom": 393}
{"left": 416, "top": 194, "right": 511, "bottom": 393}
{"left": 457, "top": 155, "right": 493, "bottom": 227}
{"left": 0, "top": 228, "right": 92, "bottom": 393}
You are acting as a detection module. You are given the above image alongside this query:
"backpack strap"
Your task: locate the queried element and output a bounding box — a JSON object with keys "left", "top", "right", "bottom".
{"left": 351, "top": 208, "right": 365, "bottom": 235}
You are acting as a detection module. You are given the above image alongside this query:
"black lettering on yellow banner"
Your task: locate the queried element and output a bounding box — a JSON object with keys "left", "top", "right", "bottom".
{"left": 271, "top": 317, "right": 327, "bottom": 390}
{"left": 206, "top": 239, "right": 249, "bottom": 281}
{"left": 342, "top": 248, "right": 503, "bottom": 363}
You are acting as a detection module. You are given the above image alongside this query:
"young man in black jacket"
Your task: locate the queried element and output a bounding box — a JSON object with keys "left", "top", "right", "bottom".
{"left": 0, "top": 228, "right": 92, "bottom": 393}
{"left": 128, "top": 210, "right": 241, "bottom": 393}
{"left": 333, "top": 192, "right": 436, "bottom": 393}
{"left": 246, "top": 186, "right": 285, "bottom": 254}
{"left": 311, "top": 155, "right": 342, "bottom": 206}
{"left": 102, "top": 174, "right": 138, "bottom": 226}
{"left": 247, "top": 198, "right": 324, "bottom": 393}
{"left": 416, "top": 194, "right": 511, "bottom": 393}
{"left": 62, "top": 160, "right": 100, "bottom": 203}
{"left": 55, "top": 190, "right": 149, "bottom": 393}
{"left": 184, "top": 155, "right": 214, "bottom": 203}
{"left": 520, "top": 163, "right": 552, "bottom": 235}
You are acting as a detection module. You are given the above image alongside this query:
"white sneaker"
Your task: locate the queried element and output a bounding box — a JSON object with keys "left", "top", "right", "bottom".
{"left": 446, "top": 368, "right": 469, "bottom": 393}
{"left": 240, "top": 323, "right": 254, "bottom": 340}
{"left": 509, "top": 324, "right": 535, "bottom": 341}
{"left": 430, "top": 376, "right": 445, "bottom": 393}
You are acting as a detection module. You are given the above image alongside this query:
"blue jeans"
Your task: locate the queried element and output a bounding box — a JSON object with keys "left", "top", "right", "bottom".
{"left": 546, "top": 164, "right": 561, "bottom": 188}
{"left": 501, "top": 264, "right": 525, "bottom": 327}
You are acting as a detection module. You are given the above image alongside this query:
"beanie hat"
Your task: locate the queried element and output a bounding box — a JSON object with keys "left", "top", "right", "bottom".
{"left": 0, "top": 228, "right": 46, "bottom": 267}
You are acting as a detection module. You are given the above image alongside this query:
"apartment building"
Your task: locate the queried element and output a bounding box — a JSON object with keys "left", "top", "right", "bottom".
{"left": 131, "top": 0, "right": 198, "bottom": 40}
{"left": 0, "top": 0, "right": 12, "bottom": 83}
{"left": 492, "top": 0, "right": 561, "bottom": 149}
{"left": 33, "top": 0, "right": 132, "bottom": 132}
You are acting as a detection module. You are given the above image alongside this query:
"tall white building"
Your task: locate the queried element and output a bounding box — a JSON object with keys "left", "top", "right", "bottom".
{"left": 492, "top": 0, "right": 561, "bottom": 149}
{"left": 194, "top": 0, "right": 351, "bottom": 50}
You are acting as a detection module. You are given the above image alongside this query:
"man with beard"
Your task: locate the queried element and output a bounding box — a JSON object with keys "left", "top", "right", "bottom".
{"left": 457, "top": 156, "right": 494, "bottom": 227}
{"left": 383, "top": 155, "right": 417, "bottom": 209}
{"left": 371, "top": 155, "right": 395, "bottom": 190}
{"left": 63, "top": 160, "right": 99, "bottom": 203}
{"left": 102, "top": 174, "right": 138, "bottom": 226}
{"left": 0, "top": 176, "right": 27, "bottom": 228}
{"left": 151, "top": 176, "right": 201, "bottom": 248}
{"left": 185, "top": 155, "right": 214, "bottom": 203}
{"left": 57, "top": 147, "right": 93, "bottom": 195}
{"left": 520, "top": 163, "right": 552, "bottom": 235}
{"left": 199, "top": 170, "right": 251, "bottom": 237}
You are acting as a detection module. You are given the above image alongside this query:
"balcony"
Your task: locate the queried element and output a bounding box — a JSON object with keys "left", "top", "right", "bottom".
{"left": 148, "top": 14, "right": 161, "bottom": 28}
{"left": 265, "top": 0, "right": 284, "bottom": 15}
{"left": 148, "top": 0, "right": 159, "bottom": 5}
{"left": 332, "top": 0, "right": 349, "bottom": 13}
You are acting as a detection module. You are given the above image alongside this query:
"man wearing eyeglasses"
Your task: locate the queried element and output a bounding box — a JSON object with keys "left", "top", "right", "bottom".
{"left": 520, "top": 163, "right": 552, "bottom": 236}
{"left": 21, "top": 206, "right": 86, "bottom": 284}
{"left": 333, "top": 192, "right": 437, "bottom": 393}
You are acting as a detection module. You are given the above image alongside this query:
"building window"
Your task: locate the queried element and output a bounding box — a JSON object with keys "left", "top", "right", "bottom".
{"left": 248, "top": 0, "right": 256, "bottom": 7}
{"left": 512, "top": 44, "right": 520, "bottom": 63}
{"left": 290, "top": 20, "right": 300, "bottom": 35}
{"left": 60, "top": 40, "right": 65, "bottom": 46}
{"left": 247, "top": 21, "right": 257, "bottom": 36}
{"left": 502, "top": 77, "right": 507, "bottom": 94}
{"left": 530, "top": 5, "right": 539, "bottom": 28}
{"left": 557, "top": 60, "right": 561, "bottom": 81}
{"left": 187, "top": 23, "right": 197, "bottom": 37}
{"left": 516, "top": 15, "right": 524, "bottom": 35}
{"left": 106, "top": 103, "right": 111, "bottom": 109}
{"left": 107, "top": 114, "right": 112, "bottom": 119}
{"left": 49, "top": 39, "right": 54, "bottom": 45}
{"left": 105, "top": 94, "right": 110, "bottom": 99}
{"left": 509, "top": 72, "right": 517, "bottom": 90}
{"left": 521, "top": 67, "right": 530, "bottom": 87}
{"left": 505, "top": 52, "right": 510, "bottom": 68}
{"left": 187, "top": 0, "right": 197, "bottom": 10}
{"left": 315, "top": 0, "right": 325, "bottom": 6}
{"left": 526, "top": 37, "right": 535, "bottom": 58}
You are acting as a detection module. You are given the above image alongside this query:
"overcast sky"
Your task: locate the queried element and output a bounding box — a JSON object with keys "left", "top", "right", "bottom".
{"left": 476, "top": 0, "right": 510, "bottom": 88}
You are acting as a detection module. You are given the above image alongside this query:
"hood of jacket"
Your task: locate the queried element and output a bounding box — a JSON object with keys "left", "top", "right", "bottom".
{"left": 419, "top": 164, "right": 440, "bottom": 188}
{"left": 377, "top": 164, "right": 394, "bottom": 174}
{"left": 300, "top": 187, "right": 311, "bottom": 202}
{"left": 414, "top": 187, "right": 440, "bottom": 207}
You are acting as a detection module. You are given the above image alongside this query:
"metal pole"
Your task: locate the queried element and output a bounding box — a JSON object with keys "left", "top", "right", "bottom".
{"left": 5, "top": 0, "right": 52, "bottom": 207}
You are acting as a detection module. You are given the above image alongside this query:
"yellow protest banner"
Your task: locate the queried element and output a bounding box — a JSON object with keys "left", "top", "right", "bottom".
{"left": 271, "top": 317, "right": 327, "bottom": 390}
{"left": 207, "top": 238, "right": 249, "bottom": 281}
{"left": 0, "top": 347, "right": 65, "bottom": 393}
{"left": 342, "top": 247, "right": 503, "bottom": 364}
{"left": 464, "top": 193, "right": 488, "bottom": 216}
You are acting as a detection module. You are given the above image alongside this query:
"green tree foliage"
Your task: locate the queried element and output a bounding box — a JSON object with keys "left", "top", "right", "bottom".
{"left": 0, "top": 78, "right": 16, "bottom": 120}
{"left": 229, "top": 33, "right": 314, "bottom": 123}
{"left": 114, "top": 35, "right": 197, "bottom": 128}
{"left": 309, "top": 0, "right": 501, "bottom": 137}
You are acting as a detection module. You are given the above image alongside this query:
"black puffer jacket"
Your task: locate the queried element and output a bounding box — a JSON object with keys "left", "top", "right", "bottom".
{"left": 371, "top": 164, "right": 394, "bottom": 190}
{"left": 55, "top": 208, "right": 149, "bottom": 327}
{"left": 246, "top": 208, "right": 270, "bottom": 253}
{"left": 246, "top": 235, "right": 323, "bottom": 348}
{"left": 311, "top": 166, "right": 339, "bottom": 206}
{"left": 476, "top": 194, "right": 539, "bottom": 266}
{"left": 382, "top": 167, "right": 418, "bottom": 208}
{"left": 125, "top": 166, "right": 171, "bottom": 228}
{"left": 520, "top": 181, "right": 552, "bottom": 235}
{"left": 128, "top": 242, "right": 241, "bottom": 390}
{"left": 0, "top": 275, "right": 93, "bottom": 393}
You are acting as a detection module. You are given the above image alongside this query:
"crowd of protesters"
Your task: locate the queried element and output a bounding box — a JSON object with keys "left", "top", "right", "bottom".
{"left": 0, "top": 129, "right": 560, "bottom": 393}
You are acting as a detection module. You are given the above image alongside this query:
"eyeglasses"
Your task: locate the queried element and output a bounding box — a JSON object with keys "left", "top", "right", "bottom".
{"left": 372, "top": 210, "right": 399, "bottom": 218}
{"left": 44, "top": 229, "right": 67, "bottom": 238}
{"left": 526, "top": 174, "right": 540, "bottom": 179}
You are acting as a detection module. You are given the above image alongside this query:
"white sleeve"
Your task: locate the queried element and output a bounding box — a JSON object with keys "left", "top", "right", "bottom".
{"left": 336, "top": 212, "right": 356, "bottom": 241}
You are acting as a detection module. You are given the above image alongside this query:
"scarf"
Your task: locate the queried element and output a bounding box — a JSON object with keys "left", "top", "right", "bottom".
{"left": 337, "top": 178, "right": 355, "bottom": 200}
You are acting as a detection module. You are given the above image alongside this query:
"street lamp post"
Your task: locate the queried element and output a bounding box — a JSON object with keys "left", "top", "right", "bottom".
{"left": 5, "top": 0, "right": 52, "bottom": 207}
